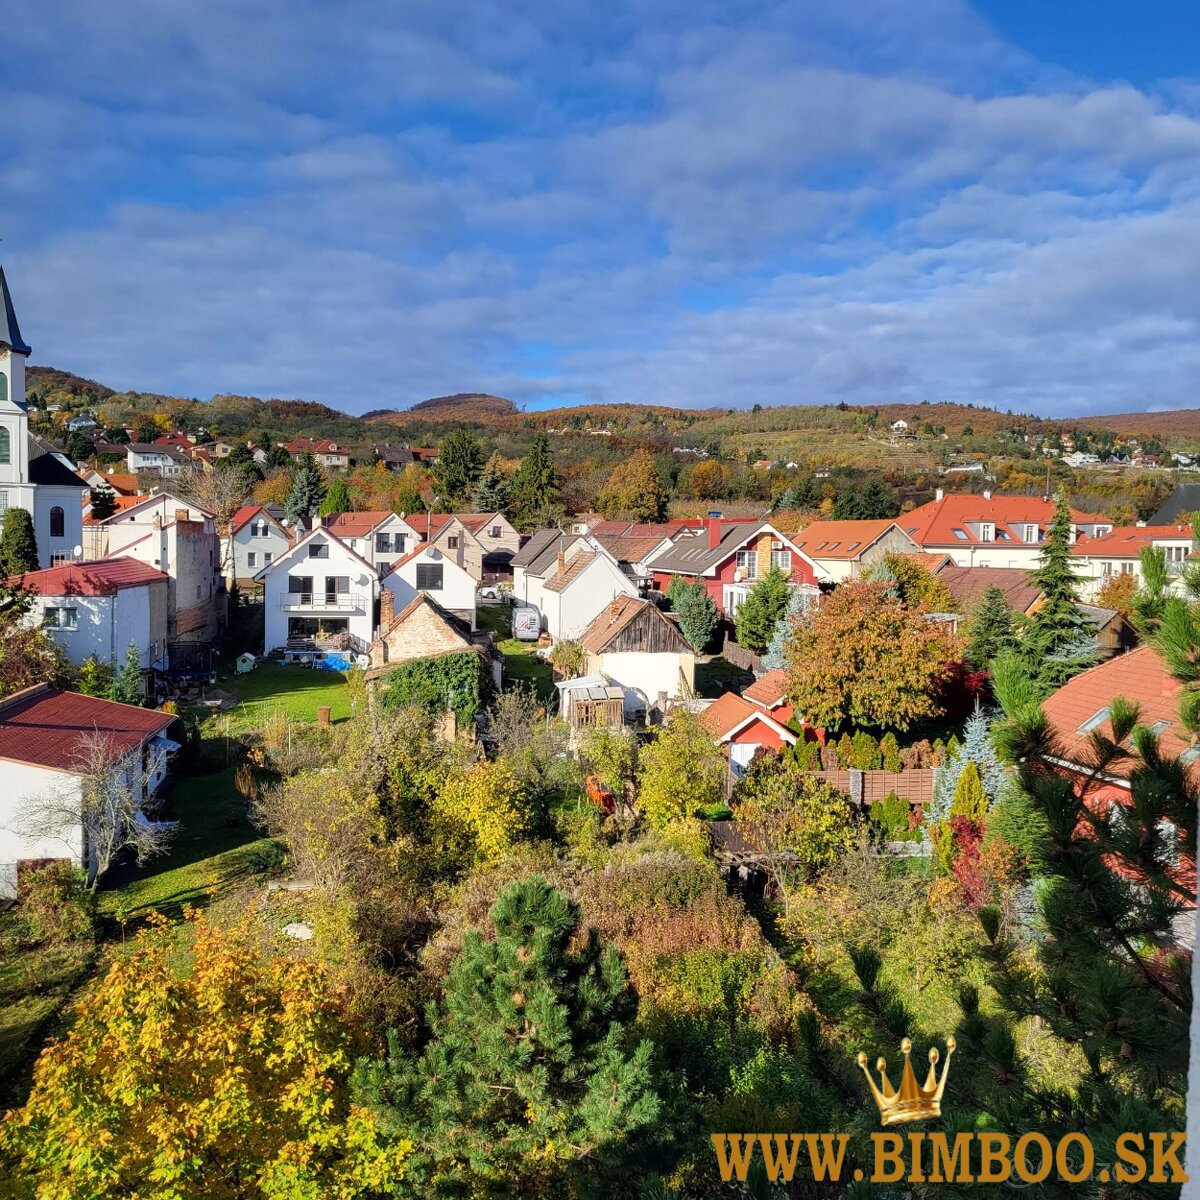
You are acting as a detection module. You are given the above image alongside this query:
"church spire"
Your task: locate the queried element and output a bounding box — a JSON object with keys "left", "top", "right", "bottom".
{"left": 0, "top": 267, "right": 31, "bottom": 357}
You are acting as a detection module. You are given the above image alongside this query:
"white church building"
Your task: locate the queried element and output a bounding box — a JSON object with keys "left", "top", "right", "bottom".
{"left": 0, "top": 268, "right": 87, "bottom": 568}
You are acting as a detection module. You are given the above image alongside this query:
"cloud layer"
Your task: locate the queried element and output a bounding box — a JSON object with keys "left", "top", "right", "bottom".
{"left": 4, "top": 0, "right": 1200, "bottom": 416}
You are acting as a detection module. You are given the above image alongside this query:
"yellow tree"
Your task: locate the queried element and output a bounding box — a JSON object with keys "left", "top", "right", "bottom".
{"left": 636, "top": 708, "right": 726, "bottom": 826}
{"left": 433, "top": 759, "right": 529, "bottom": 865}
{"left": 0, "top": 915, "right": 409, "bottom": 1199}
{"left": 596, "top": 448, "right": 667, "bottom": 521}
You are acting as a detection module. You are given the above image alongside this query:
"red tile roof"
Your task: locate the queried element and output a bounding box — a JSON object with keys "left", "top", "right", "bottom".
{"left": 0, "top": 685, "right": 174, "bottom": 772}
{"left": 902, "top": 494, "right": 1107, "bottom": 549}
{"left": 790, "top": 519, "right": 907, "bottom": 560}
{"left": 6, "top": 558, "right": 169, "bottom": 595}
{"left": 698, "top": 691, "right": 794, "bottom": 743}
{"left": 743, "top": 669, "right": 789, "bottom": 708}
{"left": 322, "top": 511, "right": 393, "bottom": 538}
{"left": 83, "top": 494, "right": 142, "bottom": 524}
{"left": 96, "top": 472, "right": 139, "bottom": 496}
{"left": 284, "top": 438, "right": 346, "bottom": 455}
{"left": 1070, "top": 524, "right": 1195, "bottom": 558}
{"left": 1041, "top": 647, "right": 1193, "bottom": 780}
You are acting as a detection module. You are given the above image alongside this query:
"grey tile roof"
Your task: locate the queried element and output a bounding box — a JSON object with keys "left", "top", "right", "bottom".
{"left": 648, "top": 522, "right": 763, "bottom": 574}
{"left": 511, "top": 529, "right": 580, "bottom": 575}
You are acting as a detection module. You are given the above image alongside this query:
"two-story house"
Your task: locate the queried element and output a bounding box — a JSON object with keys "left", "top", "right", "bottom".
{"left": 226, "top": 504, "right": 292, "bottom": 588}
{"left": 283, "top": 438, "right": 351, "bottom": 470}
{"left": 323, "top": 511, "right": 422, "bottom": 572}
{"left": 383, "top": 544, "right": 477, "bottom": 630}
{"left": 452, "top": 513, "right": 522, "bottom": 582}
{"left": 1070, "top": 524, "right": 1197, "bottom": 599}
{"left": 788, "top": 519, "right": 922, "bottom": 583}
{"left": 126, "top": 443, "right": 191, "bottom": 478}
{"left": 406, "top": 513, "right": 486, "bottom": 580}
{"left": 257, "top": 523, "right": 379, "bottom": 655}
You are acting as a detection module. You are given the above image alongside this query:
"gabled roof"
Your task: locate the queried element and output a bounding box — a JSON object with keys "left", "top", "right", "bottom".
{"left": 7, "top": 557, "right": 169, "bottom": 596}
{"left": 902, "top": 494, "right": 1107, "bottom": 548}
{"left": 511, "top": 529, "right": 580, "bottom": 574}
{"left": 29, "top": 436, "right": 87, "bottom": 488}
{"left": 698, "top": 691, "right": 796, "bottom": 745}
{"left": 96, "top": 490, "right": 214, "bottom": 524}
{"left": 1041, "top": 646, "right": 1193, "bottom": 781}
{"left": 590, "top": 533, "right": 671, "bottom": 566}
{"left": 0, "top": 266, "right": 31, "bottom": 356}
{"left": 230, "top": 504, "right": 288, "bottom": 536}
{"left": 254, "top": 525, "right": 378, "bottom": 582}
{"left": 790, "top": 519, "right": 913, "bottom": 561}
{"left": 742, "top": 668, "right": 790, "bottom": 709}
{"left": 127, "top": 443, "right": 190, "bottom": 464}
{"left": 1070, "top": 524, "right": 1195, "bottom": 558}
{"left": 376, "top": 444, "right": 414, "bottom": 465}
{"left": 0, "top": 684, "right": 173, "bottom": 772}
{"left": 544, "top": 551, "right": 599, "bottom": 593}
{"left": 95, "top": 472, "right": 139, "bottom": 496}
{"left": 284, "top": 438, "right": 346, "bottom": 455}
{"left": 934, "top": 564, "right": 1042, "bottom": 615}
{"left": 322, "top": 511, "right": 394, "bottom": 538}
{"left": 578, "top": 595, "right": 690, "bottom": 655}
{"left": 84, "top": 494, "right": 143, "bottom": 524}
{"left": 649, "top": 522, "right": 808, "bottom": 578}
{"left": 378, "top": 592, "right": 476, "bottom": 647}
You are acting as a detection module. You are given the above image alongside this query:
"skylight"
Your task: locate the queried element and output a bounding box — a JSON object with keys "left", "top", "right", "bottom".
{"left": 1079, "top": 708, "right": 1111, "bottom": 733}
{"left": 827, "top": 541, "right": 840, "bottom": 550}
{"left": 1149, "top": 719, "right": 1172, "bottom": 735}
{"left": 952, "top": 528, "right": 969, "bottom": 540}
{"left": 847, "top": 541, "right": 860, "bottom": 551}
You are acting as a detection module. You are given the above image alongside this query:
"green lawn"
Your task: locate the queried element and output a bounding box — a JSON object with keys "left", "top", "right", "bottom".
{"left": 476, "top": 603, "right": 555, "bottom": 703}
{"left": 204, "top": 661, "right": 352, "bottom": 732}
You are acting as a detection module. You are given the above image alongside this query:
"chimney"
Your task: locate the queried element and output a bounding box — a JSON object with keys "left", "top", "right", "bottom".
{"left": 1138, "top": 520, "right": 1147, "bottom": 528}
{"left": 982, "top": 489, "right": 991, "bottom": 501}
{"left": 556, "top": 545, "right": 566, "bottom": 577}
{"left": 707, "top": 517, "right": 722, "bottom": 549}
{"left": 934, "top": 487, "right": 944, "bottom": 502}
{"left": 313, "top": 514, "right": 323, "bottom": 530}
{"left": 379, "top": 587, "right": 394, "bottom": 629}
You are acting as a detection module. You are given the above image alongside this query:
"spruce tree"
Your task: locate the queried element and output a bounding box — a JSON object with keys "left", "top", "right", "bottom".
{"left": 734, "top": 567, "right": 791, "bottom": 653}
{"left": 89, "top": 488, "right": 118, "bottom": 522}
{"left": 965, "top": 584, "right": 1018, "bottom": 668}
{"left": 285, "top": 454, "right": 326, "bottom": 524}
{"left": 433, "top": 429, "right": 484, "bottom": 506}
{"left": 762, "top": 586, "right": 809, "bottom": 670}
{"left": 0, "top": 507, "right": 39, "bottom": 578}
{"left": 1023, "top": 491, "right": 1097, "bottom": 693}
{"left": 354, "top": 876, "right": 659, "bottom": 1195}
{"left": 318, "top": 477, "right": 351, "bottom": 516}
{"left": 471, "top": 452, "right": 510, "bottom": 514}
{"left": 508, "top": 433, "right": 560, "bottom": 529}
{"left": 109, "top": 641, "right": 143, "bottom": 705}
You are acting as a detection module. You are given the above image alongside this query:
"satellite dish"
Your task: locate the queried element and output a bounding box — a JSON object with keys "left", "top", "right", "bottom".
{"left": 73, "top": 544, "right": 83, "bottom": 559}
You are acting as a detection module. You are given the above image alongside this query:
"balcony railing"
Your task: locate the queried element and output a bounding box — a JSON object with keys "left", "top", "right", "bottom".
{"left": 279, "top": 592, "right": 367, "bottom": 611}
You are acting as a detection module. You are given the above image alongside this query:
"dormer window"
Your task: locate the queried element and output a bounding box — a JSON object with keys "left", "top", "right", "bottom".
{"left": 979, "top": 522, "right": 995, "bottom": 542}
{"left": 1024, "top": 524, "right": 1037, "bottom": 542}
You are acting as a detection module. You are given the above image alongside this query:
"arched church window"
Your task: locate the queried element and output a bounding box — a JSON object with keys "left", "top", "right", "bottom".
{"left": 50, "top": 506, "right": 64, "bottom": 538}
{"left": 0, "top": 427, "right": 9, "bottom": 464}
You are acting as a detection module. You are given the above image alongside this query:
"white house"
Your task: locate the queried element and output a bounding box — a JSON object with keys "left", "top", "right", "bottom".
{"left": 406, "top": 513, "right": 488, "bottom": 580}
{"left": 0, "top": 268, "right": 88, "bottom": 569}
{"left": 66, "top": 414, "right": 97, "bottom": 432}
{"left": 788, "top": 519, "right": 921, "bottom": 584}
{"left": 890, "top": 419, "right": 909, "bottom": 433}
{"left": 1070, "top": 524, "right": 1196, "bottom": 600}
{"left": 6, "top": 558, "right": 170, "bottom": 669}
{"left": 84, "top": 490, "right": 224, "bottom": 642}
{"left": 383, "top": 544, "right": 476, "bottom": 629}
{"left": 0, "top": 684, "right": 176, "bottom": 897}
{"left": 257, "top": 523, "right": 379, "bottom": 654}
{"left": 226, "top": 504, "right": 292, "bottom": 587}
{"left": 323, "top": 511, "right": 422, "bottom": 572}
{"left": 126, "top": 443, "right": 191, "bottom": 477}
{"left": 578, "top": 596, "right": 695, "bottom": 717}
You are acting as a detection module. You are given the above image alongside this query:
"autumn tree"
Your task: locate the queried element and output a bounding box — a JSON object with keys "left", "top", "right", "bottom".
{"left": 181, "top": 464, "right": 252, "bottom": 578}
{"left": 354, "top": 876, "right": 658, "bottom": 1196}
{"left": 0, "top": 915, "right": 409, "bottom": 1198}
{"left": 733, "top": 566, "right": 792, "bottom": 653}
{"left": 286, "top": 453, "right": 327, "bottom": 524}
{"left": 688, "top": 459, "right": 730, "bottom": 500}
{"left": 432, "top": 758, "right": 531, "bottom": 866}
{"left": 867, "top": 552, "right": 955, "bottom": 610}
{"left": 0, "top": 507, "right": 39, "bottom": 577}
{"left": 434, "top": 429, "right": 485, "bottom": 505}
{"left": 786, "top": 580, "right": 957, "bottom": 730}
{"left": 596, "top": 447, "right": 667, "bottom": 522}
{"left": 0, "top": 581, "right": 70, "bottom": 699}
{"left": 637, "top": 707, "right": 726, "bottom": 825}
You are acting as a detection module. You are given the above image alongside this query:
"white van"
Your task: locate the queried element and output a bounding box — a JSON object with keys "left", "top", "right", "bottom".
{"left": 511, "top": 607, "right": 541, "bottom": 641}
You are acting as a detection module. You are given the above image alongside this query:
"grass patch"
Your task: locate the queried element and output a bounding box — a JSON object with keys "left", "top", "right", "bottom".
{"left": 476, "top": 603, "right": 554, "bottom": 703}
{"left": 695, "top": 655, "right": 754, "bottom": 698}
{"left": 206, "top": 661, "right": 351, "bottom": 732}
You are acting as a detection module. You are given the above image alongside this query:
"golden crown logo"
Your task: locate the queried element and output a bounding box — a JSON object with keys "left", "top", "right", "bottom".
{"left": 856, "top": 1036, "right": 955, "bottom": 1125}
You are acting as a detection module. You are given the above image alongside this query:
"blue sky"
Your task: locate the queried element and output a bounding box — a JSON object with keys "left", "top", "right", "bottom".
{"left": 3, "top": 1, "right": 1200, "bottom": 417}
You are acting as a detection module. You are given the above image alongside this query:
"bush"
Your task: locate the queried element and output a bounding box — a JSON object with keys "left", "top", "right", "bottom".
{"left": 17, "top": 861, "right": 95, "bottom": 944}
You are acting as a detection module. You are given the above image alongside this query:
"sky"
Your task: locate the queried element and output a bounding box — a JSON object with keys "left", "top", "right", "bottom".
{"left": 3, "top": 1, "right": 1200, "bottom": 417}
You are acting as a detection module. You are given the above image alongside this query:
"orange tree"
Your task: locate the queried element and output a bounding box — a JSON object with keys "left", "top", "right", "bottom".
{"left": 0, "top": 914, "right": 409, "bottom": 1199}
{"left": 785, "top": 580, "right": 958, "bottom": 731}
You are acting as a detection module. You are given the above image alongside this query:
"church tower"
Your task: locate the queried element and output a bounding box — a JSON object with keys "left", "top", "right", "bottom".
{"left": 0, "top": 266, "right": 31, "bottom": 487}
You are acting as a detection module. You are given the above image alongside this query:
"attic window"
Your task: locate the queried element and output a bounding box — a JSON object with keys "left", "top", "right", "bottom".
{"left": 1148, "top": 719, "right": 1172, "bottom": 735}
{"left": 847, "top": 541, "right": 860, "bottom": 551}
{"left": 826, "top": 541, "right": 840, "bottom": 551}
{"left": 996, "top": 529, "right": 1011, "bottom": 540}
{"left": 952, "top": 528, "right": 968, "bottom": 540}
{"left": 1079, "top": 708, "right": 1110, "bottom": 733}
{"left": 1180, "top": 747, "right": 1200, "bottom": 764}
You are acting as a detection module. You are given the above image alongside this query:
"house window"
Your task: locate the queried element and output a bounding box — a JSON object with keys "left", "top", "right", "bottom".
{"left": 264, "top": 551, "right": 272, "bottom": 565}
{"left": 770, "top": 549, "right": 791, "bottom": 572}
{"left": 0, "top": 491, "right": 9, "bottom": 514}
{"left": 490, "top": 525, "right": 501, "bottom": 538}
{"left": 308, "top": 542, "right": 329, "bottom": 559}
{"left": 447, "top": 535, "right": 459, "bottom": 550}
{"left": 416, "top": 563, "right": 443, "bottom": 590}
{"left": 0, "top": 427, "right": 9, "bottom": 465}
{"left": 253, "top": 520, "right": 268, "bottom": 538}
{"left": 50, "top": 553, "right": 71, "bottom": 566}
{"left": 375, "top": 531, "right": 391, "bottom": 554}
{"left": 734, "top": 550, "right": 757, "bottom": 579}
{"left": 1024, "top": 524, "right": 1038, "bottom": 542}
{"left": 979, "top": 523, "right": 995, "bottom": 542}
{"left": 1166, "top": 545, "right": 1189, "bottom": 562}
{"left": 247, "top": 551, "right": 257, "bottom": 568}
{"left": 48, "top": 507, "right": 65, "bottom": 538}
{"left": 43, "top": 606, "right": 78, "bottom": 630}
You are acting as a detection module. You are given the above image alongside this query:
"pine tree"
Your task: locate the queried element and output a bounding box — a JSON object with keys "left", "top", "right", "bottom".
{"left": 75, "top": 655, "right": 113, "bottom": 698}
{"left": 1130, "top": 544, "right": 1171, "bottom": 636}
{"left": 508, "top": 433, "right": 560, "bottom": 529}
{"left": 89, "top": 488, "right": 118, "bottom": 522}
{"left": 930, "top": 708, "right": 1008, "bottom": 821}
{"left": 353, "top": 876, "right": 659, "bottom": 1195}
{"left": 674, "top": 579, "right": 719, "bottom": 652}
{"left": 319, "top": 477, "right": 351, "bottom": 516}
{"left": 471, "top": 452, "right": 510, "bottom": 514}
{"left": 1022, "top": 491, "right": 1097, "bottom": 693}
{"left": 286, "top": 454, "right": 326, "bottom": 524}
{"left": 762, "top": 586, "right": 809, "bottom": 670}
{"left": 965, "top": 585, "right": 1018, "bottom": 668}
{"left": 0, "top": 507, "right": 39, "bottom": 578}
{"left": 109, "top": 641, "right": 143, "bottom": 705}
{"left": 734, "top": 567, "right": 792, "bottom": 653}
{"left": 433, "top": 429, "right": 484, "bottom": 505}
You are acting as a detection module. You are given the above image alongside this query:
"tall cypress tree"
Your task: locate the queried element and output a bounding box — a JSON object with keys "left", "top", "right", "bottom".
{"left": 354, "top": 876, "right": 659, "bottom": 1195}
{"left": 0, "top": 508, "right": 39, "bottom": 578}
{"left": 1023, "top": 491, "right": 1097, "bottom": 693}
{"left": 285, "top": 454, "right": 326, "bottom": 524}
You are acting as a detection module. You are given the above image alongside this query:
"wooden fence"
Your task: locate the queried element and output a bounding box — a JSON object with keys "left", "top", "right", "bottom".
{"left": 720, "top": 633, "right": 764, "bottom": 676}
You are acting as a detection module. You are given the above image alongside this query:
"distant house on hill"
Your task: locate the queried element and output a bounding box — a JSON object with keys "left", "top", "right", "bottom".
{"left": 283, "top": 438, "right": 350, "bottom": 469}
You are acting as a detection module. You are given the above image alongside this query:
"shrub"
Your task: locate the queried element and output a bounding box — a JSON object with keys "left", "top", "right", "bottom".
{"left": 17, "top": 861, "right": 95, "bottom": 945}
